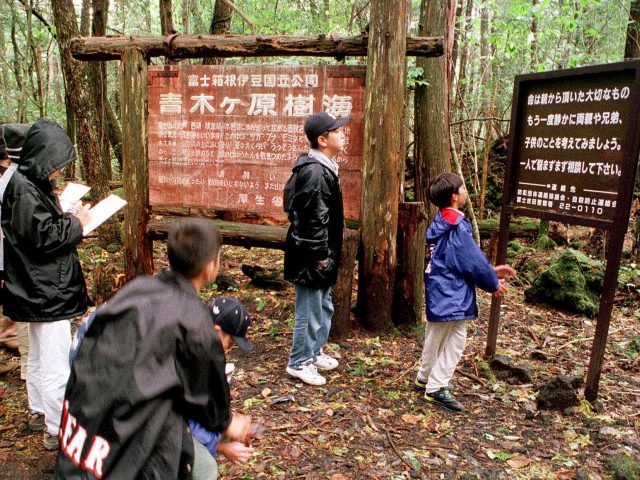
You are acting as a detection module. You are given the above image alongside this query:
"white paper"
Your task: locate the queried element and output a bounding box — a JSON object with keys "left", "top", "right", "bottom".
{"left": 60, "top": 182, "right": 91, "bottom": 212}
{"left": 82, "top": 194, "right": 127, "bottom": 236}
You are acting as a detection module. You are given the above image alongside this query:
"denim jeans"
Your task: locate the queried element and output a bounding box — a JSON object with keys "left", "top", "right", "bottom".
{"left": 288, "top": 285, "right": 334, "bottom": 368}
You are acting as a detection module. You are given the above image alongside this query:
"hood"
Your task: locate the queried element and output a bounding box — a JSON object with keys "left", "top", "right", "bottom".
{"left": 292, "top": 152, "right": 317, "bottom": 172}
{"left": 18, "top": 118, "right": 76, "bottom": 190}
{"left": 426, "top": 209, "right": 464, "bottom": 243}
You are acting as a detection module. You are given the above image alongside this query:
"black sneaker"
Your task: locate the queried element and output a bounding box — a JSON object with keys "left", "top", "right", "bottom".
{"left": 413, "top": 378, "right": 426, "bottom": 391}
{"left": 424, "top": 388, "right": 464, "bottom": 413}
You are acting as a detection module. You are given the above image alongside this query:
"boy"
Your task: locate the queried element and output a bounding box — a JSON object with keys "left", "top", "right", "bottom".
{"left": 415, "top": 173, "right": 515, "bottom": 412}
{"left": 284, "top": 111, "right": 348, "bottom": 386}
{"left": 56, "top": 219, "right": 248, "bottom": 479}
{"left": 189, "top": 296, "right": 256, "bottom": 479}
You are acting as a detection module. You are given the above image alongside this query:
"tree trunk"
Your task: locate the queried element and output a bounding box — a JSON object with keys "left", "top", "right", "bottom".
{"left": 121, "top": 49, "right": 153, "bottom": 279}
{"left": 159, "top": 0, "right": 177, "bottom": 35}
{"left": 414, "top": 0, "right": 454, "bottom": 221}
{"left": 330, "top": 229, "right": 360, "bottom": 338}
{"left": 358, "top": 0, "right": 408, "bottom": 331}
{"left": 52, "top": 0, "right": 119, "bottom": 245}
{"left": 393, "top": 202, "right": 427, "bottom": 325}
{"left": 203, "top": 0, "right": 234, "bottom": 65}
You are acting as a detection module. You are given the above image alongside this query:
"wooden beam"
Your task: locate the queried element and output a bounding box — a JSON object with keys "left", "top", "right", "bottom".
{"left": 69, "top": 34, "right": 443, "bottom": 61}
{"left": 121, "top": 49, "right": 153, "bottom": 279}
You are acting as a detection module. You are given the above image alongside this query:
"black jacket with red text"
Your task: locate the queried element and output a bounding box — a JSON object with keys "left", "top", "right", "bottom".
{"left": 55, "top": 270, "right": 230, "bottom": 480}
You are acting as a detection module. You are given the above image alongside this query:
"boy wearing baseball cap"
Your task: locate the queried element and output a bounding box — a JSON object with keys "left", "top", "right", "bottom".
{"left": 284, "top": 111, "right": 348, "bottom": 386}
{"left": 189, "top": 296, "right": 255, "bottom": 479}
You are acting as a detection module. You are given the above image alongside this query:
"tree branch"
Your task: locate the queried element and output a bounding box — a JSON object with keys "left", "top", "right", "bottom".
{"left": 17, "top": 0, "right": 56, "bottom": 39}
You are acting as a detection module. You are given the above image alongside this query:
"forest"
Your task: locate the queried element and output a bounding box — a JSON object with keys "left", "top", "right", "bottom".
{"left": 0, "top": 0, "right": 639, "bottom": 479}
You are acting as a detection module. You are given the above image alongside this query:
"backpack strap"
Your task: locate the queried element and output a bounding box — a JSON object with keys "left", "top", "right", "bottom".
{"left": 0, "top": 163, "right": 18, "bottom": 270}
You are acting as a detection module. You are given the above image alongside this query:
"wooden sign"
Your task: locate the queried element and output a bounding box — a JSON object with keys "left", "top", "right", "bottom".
{"left": 505, "top": 63, "right": 639, "bottom": 229}
{"left": 487, "top": 60, "right": 640, "bottom": 401}
{"left": 147, "top": 65, "right": 365, "bottom": 222}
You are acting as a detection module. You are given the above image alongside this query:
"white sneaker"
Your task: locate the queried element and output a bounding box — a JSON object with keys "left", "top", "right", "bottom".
{"left": 286, "top": 360, "right": 326, "bottom": 385}
{"left": 314, "top": 350, "right": 339, "bottom": 371}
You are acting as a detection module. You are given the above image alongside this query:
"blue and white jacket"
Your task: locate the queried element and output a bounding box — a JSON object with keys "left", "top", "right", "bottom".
{"left": 425, "top": 208, "right": 499, "bottom": 322}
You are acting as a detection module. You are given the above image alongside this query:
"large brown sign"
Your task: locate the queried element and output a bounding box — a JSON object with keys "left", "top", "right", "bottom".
{"left": 506, "top": 63, "right": 639, "bottom": 228}
{"left": 147, "top": 65, "right": 365, "bottom": 222}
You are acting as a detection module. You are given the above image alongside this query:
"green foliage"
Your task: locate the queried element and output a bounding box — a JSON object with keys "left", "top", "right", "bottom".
{"left": 534, "top": 234, "right": 557, "bottom": 251}
{"left": 524, "top": 249, "right": 604, "bottom": 317}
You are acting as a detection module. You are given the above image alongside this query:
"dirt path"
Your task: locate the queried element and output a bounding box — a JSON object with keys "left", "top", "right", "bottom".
{"left": 0, "top": 245, "right": 638, "bottom": 479}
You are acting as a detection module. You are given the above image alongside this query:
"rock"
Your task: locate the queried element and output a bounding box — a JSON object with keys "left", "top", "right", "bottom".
{"left": 607, "top": 454, "right": 640, "bottom": 480}
{"left": 530, "top": 349, "right": 548, "bottom": 361}
{"left": 241, "top": 264, "right": 287, "bottom": 290}
{"left": 524, "top": 249, "right": 604, "bottom": 317}
{"left": 536, "top": 375, "right": 579, "bottom": 410}
{"left": 215, "top": 273, "right": 239, "bottom": 291}
{"left": 598, "top": 426, "right": 625, "bottom": 441}
{"left": 489, "top": 355, "right": 533, "bottom": 384}
{"left": 573, "top": 467, "right": 590, "bottom": 480}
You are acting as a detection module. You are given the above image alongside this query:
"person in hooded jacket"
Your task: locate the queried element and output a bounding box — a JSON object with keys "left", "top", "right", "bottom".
{"left": 414, "top": 173, "right": 515, "bottom": 413}
{"left": 0, "top": 118, "right": 92, "bottom": 450}
{"left": 284, "top": 111, "right": 348, "bottom": 386}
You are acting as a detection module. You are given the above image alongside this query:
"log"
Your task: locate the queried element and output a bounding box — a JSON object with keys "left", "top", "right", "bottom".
{"left": 394, "top": 202, "right": 428, "bottom": 325}
{"left": 69, "top": 34, "right": 443, "bottom": 61}
{"left": 147, "top": 216, "right": 288, "bottom": 250}
{"left": 330, "top": 229, "right": 360, "bottom": 339}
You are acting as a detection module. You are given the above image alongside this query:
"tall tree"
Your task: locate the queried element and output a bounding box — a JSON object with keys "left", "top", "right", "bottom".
{"left": 203, "top": 0, "right": 234, "bottom": 65}
{"left": 51, "top": 0, "right": 120, "bottom": 245}
{"left": 414, "top": 0, "right": 455, "bottom": 219}
{"left": 359, "top": 0, "right": 408, "bottom": 331}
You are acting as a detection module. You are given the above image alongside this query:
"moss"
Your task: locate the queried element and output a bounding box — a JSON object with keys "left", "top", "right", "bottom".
{"left": 524, "top": 249, "right": 604, "bottom": 317}
{"left": 476, "top": 358, "right": 495, "bottom": 382}
{"left": 534, "top": 234, "right": 557, "bottom": 250}
{"left": 507, "top": 240, "right": 524, "bottom": 252}
{"left": 607, "top": 454, "right": 640, "bottom": 480}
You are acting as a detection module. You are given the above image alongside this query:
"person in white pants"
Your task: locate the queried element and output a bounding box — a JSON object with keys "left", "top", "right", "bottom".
{"left": 0, "top": 119, "right": 92, "bottom": 450}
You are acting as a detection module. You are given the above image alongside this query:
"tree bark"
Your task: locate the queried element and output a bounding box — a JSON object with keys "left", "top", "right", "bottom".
{"left": 159, "top": 0, "right": 177, "bottom": 35}
{"left": 358, "top": 0, "right": 408, "bottom": 331}
{"left": 52, "top": 0, "right": 118, "bottom": 244}
{"left": 414, "top": 0, "right": 455, "bottom": 222}
{"left": 393, "top": 203, "right": 427, "bottom": 325}
{"left": 203, "top": 0, "right": 234, "bottom": 65}
{"left": 69, "top": 34, "right": 444, "bottom": 61}
{"left": 330, "top": 229, "right": 360, "bottom": 338}
{"left": 121, "top": 49, "right": 153, "bottom": 279}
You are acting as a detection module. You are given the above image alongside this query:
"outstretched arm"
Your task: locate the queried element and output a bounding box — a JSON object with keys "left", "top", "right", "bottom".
{"left": 494, "top": 264, "right": 516, "bottom": 280}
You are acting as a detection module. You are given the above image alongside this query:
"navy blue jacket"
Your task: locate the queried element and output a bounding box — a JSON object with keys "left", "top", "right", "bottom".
{"left": 425, "top": 208, "right": 499, "bottom": 322}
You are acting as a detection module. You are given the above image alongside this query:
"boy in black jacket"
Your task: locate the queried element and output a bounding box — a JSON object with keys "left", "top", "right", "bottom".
{"left": 56, "top": 219, "right": 250, "bottom": 480}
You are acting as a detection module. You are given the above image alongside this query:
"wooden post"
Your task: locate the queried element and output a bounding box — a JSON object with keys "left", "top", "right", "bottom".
{"left": 393, "top": 202, "right": 428, "bottom": 325}
{"left": 121, "top": 48, "right": 153, "bottom": 279}
{"left": 358, "top": 0, "right": 408, "bottom": 331}
{"left": 330, "top": 229, "right": 360, "bottom": 339}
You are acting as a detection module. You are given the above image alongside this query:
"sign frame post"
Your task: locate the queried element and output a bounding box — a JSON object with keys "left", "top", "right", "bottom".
{"left": 485, "top": 60, "right": 640, "bottom": 401}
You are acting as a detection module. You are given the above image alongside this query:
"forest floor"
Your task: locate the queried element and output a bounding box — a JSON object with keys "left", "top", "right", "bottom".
{"left": 0, "top": 239, "right": 639, "bottom": 480}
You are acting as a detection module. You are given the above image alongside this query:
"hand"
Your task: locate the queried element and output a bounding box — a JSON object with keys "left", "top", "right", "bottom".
{"left": 494, "top": 264, "right": 516, "bottom": 279}
{"left": 73, "top": 204, "right": 92, "bottom": 227}
{"left": 217, "top": 441, "right": 255, "bottom": 464}
{"left": 316, "top": 257, "right": 333, "bottom": 272}
{"left": 225, "top": 414, "right": 251, "bottom": 443}
{"left": 492, "top": 278, "right": 508, "bottom": 298}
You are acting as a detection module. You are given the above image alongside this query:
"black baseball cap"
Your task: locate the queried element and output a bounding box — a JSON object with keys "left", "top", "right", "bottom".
{"left": 303, "top": 111, "right": 349, "bottom": 143}
{"left": 208, "top": 297, "right": 253, "bottom": 352}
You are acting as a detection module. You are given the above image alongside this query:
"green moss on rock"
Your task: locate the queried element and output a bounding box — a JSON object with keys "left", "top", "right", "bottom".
{"left": 607, "top": 454, "right": 640, "bottom": 480}
{"left": 524, "top": 249, "right": 603, "bottom": 317}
